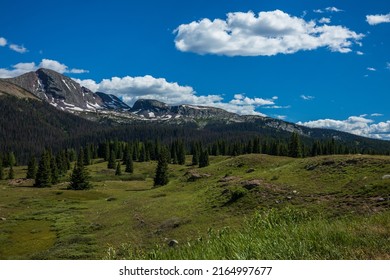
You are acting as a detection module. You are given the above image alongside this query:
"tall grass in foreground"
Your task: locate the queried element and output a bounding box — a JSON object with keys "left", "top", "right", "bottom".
{"left": 105, "top": 208, "right": 390, "bottom": 260}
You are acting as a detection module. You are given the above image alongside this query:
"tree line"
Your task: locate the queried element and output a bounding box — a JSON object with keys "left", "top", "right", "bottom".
{"left": 2, "top": 132, "right": 389, "bottom": 189}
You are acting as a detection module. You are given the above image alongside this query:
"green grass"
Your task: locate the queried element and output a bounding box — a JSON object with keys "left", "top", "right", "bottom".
{"left": 0, "top": 154, "right": 389, "bottom": 259}
{"left": 106, "top": 208, "right": 390, "bottom": 260}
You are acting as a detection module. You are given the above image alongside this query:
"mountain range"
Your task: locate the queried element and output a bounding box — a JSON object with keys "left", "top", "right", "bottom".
{"left": 1, "top": 68, "right": 390, "bottom": 163}
{"left": 0, "top": 68, "right": 307, "bottom": 131}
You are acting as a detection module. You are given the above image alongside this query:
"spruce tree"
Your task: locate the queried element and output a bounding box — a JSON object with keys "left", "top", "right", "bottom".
{"left": 115, "top": 162, "right": 122, "bottom": 176}
{"left": 108, "top": 150, "right": 116, "bottom": 169}
{"left": 131, "top": 144, "right": 136, "bottom": 161}
{"left": 192, "top": 146, "right": 199, "bottom": 166}
{"left": 104, "top": 141, "right": 110, "bottom": 161}
{"left": 154, "top": 147, "right": 169, "bottom": 187}
{"left": 199, "top": 149, "right": 209, "bottom": 168}
{"left": 34, "top": 150, "right": 52, "bottom": 188}
{"left": 139, "top": 144, "right": 146, "bottom": 162}
{"left": 125, "top": 155, "right": 134, "bottom": 173}
{"left": 122, "top": 144, "right": 130, "bottom": 163}
{"left": 288, "top": 132, "right": 303, "bottom": 158}
{"left": 69, "top": 150, "right": 91, "bottom": 190}
{"left": 26, "top": 156, "right": 37, "bottom": 179}
{"left": 177, "top": 142, "right": 186, "bottom": 165}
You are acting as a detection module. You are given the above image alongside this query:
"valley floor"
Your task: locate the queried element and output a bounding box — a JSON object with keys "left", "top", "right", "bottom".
{"left": 0, "top": 154, "right": 389, "bottom": 259}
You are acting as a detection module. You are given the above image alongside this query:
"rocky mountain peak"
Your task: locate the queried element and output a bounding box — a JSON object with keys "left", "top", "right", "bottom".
{"left": 132, "top": 99, "right": 170, "bottom": 111}
{"left": 4, "top": 68, "right": 130, "bottom": 113}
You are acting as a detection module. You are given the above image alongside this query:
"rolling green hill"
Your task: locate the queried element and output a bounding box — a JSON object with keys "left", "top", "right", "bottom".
{"left": 0, "top": 153, "right": 389, "bottom": 259}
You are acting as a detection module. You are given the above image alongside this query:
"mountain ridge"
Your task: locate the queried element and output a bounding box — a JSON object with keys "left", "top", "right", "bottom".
{"left": 1, "top": 68, "right": 389, "bottom": 147}
{"left": 4, "top": 68, "right": 130, "bottom": 113}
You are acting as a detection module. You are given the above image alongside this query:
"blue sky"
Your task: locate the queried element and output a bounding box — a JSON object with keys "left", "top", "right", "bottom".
{"left": 1, "top": 0, "right": 389, "bottom": 139}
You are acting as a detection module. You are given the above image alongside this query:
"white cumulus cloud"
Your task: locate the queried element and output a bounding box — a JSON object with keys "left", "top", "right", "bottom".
{"left": 367, "top": 67, "right": 376, "bottom": 71}
{"left": 0, "top": 59, "right": 89, "bottom": 78}
{"left": 174, "top": 10, "right": 364, "bottom": 56}
{"left": 9, "top": 44, "right": 28, "bottom": 53}
{"left": 325, "top": 7, "right": 343, "bottom": 13}
{"left": 314, "top": 7, "right": 343, "bottom": 14}
{"left": 298, "top": 116, "right": 390, "bottom": 139}
{"left": 74, "top": 76, "right": 282, "bottom": 116}
{"left": 0, "top": 62, "right": 36, "bottom": 78}
{"left": 39, "top": 59, "right": 68, "bottom": 73}
{"left": 318, "top": 17, "right": 331, "bottom": 24}
{"left": 0, "top": 37, "right": 7, "bottom": 47}
{"left": 229, "top": 94, "right": 275, "bottom": 106}
{"left": 366, "top": 13, "right": 390, "bottom": 25}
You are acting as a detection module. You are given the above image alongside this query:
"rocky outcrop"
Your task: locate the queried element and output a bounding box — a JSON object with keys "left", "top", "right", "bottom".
{"left": 5, "top": 68, "right": 130, "bottom": 112}
{"left": 130, "top": 99, "right": 240, "bottom": 121}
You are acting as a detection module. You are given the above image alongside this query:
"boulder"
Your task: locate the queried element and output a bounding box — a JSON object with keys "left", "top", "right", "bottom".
{"left": 242, "top": 179, "right": 261, "bottom": 190}
{"left": 382, "top": 175, "right": 390, "bottom": 180}
{"left": 186, "top": 171, "right": 211, "bottom": 182}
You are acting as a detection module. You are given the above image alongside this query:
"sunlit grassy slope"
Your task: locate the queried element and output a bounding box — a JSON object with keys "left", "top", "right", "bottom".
{"left": 0, "top": 154, "right": 389, "bottom": 259}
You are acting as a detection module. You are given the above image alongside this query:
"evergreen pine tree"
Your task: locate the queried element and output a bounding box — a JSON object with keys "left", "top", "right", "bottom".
{"left": 118, "top": 143, "right": 124, "bottom": 160}
{"left": 154, "top": 147, "right": 169, "bottom": 187}
{"left": 132, "top": 145, "right": 137, "bottom": 161}
{"left": 288, "top": 132, "right": 303, "bottom": 158}
{"left": 69, "top": 150, "right": 91, "bottom": 190}
{"left": 8, "top": 165, "right": 15, "bottom": 179}
{"left": 199, "top": 149, "right": 209, "bottom": 168}
{"left": 211, "top": 143, "right": 220, "bottom": 156}
{"left": 108, "top": 150, "right": 116, "bottom": 169}
{"left": 125, "top": 154, "right": 134, "bottom": 173}
{"left": 177, "top": 142, "right": 186, "bottom": 165}
{"left": 192, "top": 146, "right": 199, "bottom": 166}
{"left": 122, "top": 144, "right": 130, "bottom": 163}
{"left": 104, "top": 141, "right": 110, "bottom": 161}
{"left": 34, "top": 150, "right": 52, "bottom": 188}
{"left": 115, "top": 162, "right": 122, "bottom": 176}
{"left": 139, "top": 144, "right": 146, "bottom": 162}
{"left": 26, "top": 156, "right": 37, "bottom": 179}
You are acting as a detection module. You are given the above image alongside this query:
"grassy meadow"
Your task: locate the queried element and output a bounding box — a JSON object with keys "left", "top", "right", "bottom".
{"left": 0, "top": 154, "right": 389, "bottom": 259}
